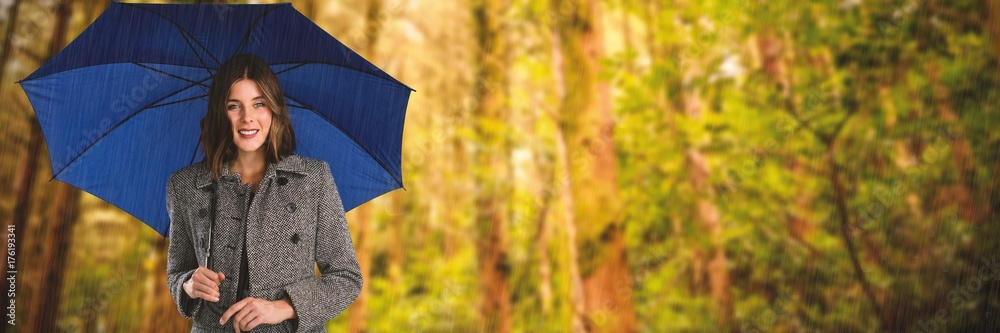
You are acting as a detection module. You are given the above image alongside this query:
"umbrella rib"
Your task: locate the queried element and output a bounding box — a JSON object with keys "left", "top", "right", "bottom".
{"left": 147, "top": 93, "right": 208, "bottom": 109}
{"left": 283, "top": 94, "right": 405, "bottom": 189}
{"left": 273, "top": 63, "right": 307, "bottom": 76}
{"left": 124, "top": 3, "right": 220, "bottom": 76}
{"left": 284, "top": 95, "right": 307, "bottom": 109}
{"left": 286, "top": 100, "right": 307, "bottom": 109}
{"left": 17, "top": 62, "right": 214, "bottom": 84}
{"left": 172, "top": 24, "right": 216, "bottom": 81}
{"left": 271, "top": 60, "right": 415, "bottom": 92}
{"left": 233, "top": 6, "right": 284, "bottom": 58}
{"left": 49, "top": 77, "right": 213, "bottom": 181}
{"left": 133, "top": 62, "right": 211, "bottom": 89}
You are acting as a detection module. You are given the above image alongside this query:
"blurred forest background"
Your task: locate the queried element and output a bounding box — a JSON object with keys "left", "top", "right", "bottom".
{"left": 1, "top": 0, "right": 999, "bottom": 332}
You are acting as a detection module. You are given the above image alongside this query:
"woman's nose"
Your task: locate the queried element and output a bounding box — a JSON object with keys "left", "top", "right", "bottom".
{"left": 239, "top": 111, "right": 253, "bottom": 123}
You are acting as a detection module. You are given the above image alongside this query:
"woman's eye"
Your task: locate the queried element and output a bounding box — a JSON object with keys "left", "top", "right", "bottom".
{"left": 227, "top": 104, "right": 240, "bottom": 110}
{"left": 254, "top": 102, "right": 265, "bottom": 108}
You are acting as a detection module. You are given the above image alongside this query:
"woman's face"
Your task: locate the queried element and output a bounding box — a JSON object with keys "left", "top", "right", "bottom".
{"left": 226, "top": 79, "right": 272, "bottom": 154}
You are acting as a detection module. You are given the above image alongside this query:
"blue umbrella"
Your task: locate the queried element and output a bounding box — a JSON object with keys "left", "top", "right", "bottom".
{"left": 17, "top": 1, "right": 413, "bottom": 237}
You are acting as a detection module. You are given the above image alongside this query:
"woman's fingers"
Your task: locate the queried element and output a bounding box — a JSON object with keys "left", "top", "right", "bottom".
{"left": 195, "top": 266, "right": 226, "bottom": 288}
{"left": 192, "top": 282, "right": 220, "bottom": 301}
{"left": 233, "top": 304, "right": 253, "bottom": 331}
{"left": 182, "top": 267, "right": 227, "bottom": 302}
{"left": 198, "top": 267, "right": 222, "bottom": 284}
{"left": 246, "top": 315, "right": 265, "bottom": 331}
{"left": 190, "top": 266, "right": 226, "bottom": 302}
{"left": 220, "top": 298, "right": 282, "bottom": 330}
{"left": 193, "top": 283, "right": 220, "bottom": 302}
{"left": 196, "top": 273, "right": 218, "bottom": 290}
{"left": 240, "top": 311, "right": 261, "bottom": 331}
{"left": 220, "top": 297, "right": 251, "bottom": 326}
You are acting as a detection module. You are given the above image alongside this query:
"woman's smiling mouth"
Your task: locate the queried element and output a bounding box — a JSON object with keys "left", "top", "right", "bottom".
{"left": 238, "top": 129, "right": 259, "bottom": 138}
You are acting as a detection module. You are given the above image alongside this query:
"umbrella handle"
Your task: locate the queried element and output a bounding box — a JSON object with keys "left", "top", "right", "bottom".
{"left": 205, "top": 180, "right": 217, "bottom": 271}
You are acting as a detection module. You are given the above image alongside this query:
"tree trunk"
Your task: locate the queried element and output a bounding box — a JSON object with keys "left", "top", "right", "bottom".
{"left": 25, "top": 184, "right": 80, "bottom": 332}
{"left": 19, "top": 1, "right": 75, "bottom": 331}
{"left": 677, "top": 48, "right": 729, "bottom": 324}
{"left": 551, "top": 26, "right": 588, "bottom": 333}
{"left": 347, "top": 1, "right": 383, "bottom": 332}
{"left": 0, "top": 0, "right": 24, "bottom": 85}
{"left": 2, "top": 122, "right": 39, "bottom": 333}
{"left": 534, "top": 183, "right": 554, "bottom": 317}
{"left": 528, "top": 87, "right": 555, "bottom": 318}
{"left": 85, "top": 0, "right": 111, "bottom": 24}
{"left": 683, "top": 101, "right": 732, "bottom": 325}
{"left": 553, "top": 0, "right": 636, "bottom": 331}
{"left": 557, "top": 120, "right": 588, "bottom": 333}
{"left": 1, "top": 0, "right": 33, "bottom": 327}
{"left": 471, "top": 0, "right": 513, "bottom": 331}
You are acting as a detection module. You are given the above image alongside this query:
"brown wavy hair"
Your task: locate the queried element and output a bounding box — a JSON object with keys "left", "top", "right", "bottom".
{"left": 200, "top": 54, "right": 296, "bottom": 179}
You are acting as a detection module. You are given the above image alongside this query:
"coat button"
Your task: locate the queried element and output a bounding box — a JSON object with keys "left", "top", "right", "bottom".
{"left": 277, "top": 177, "right": 288, "bottom": 186}
{"left": 291, "top": 233, "right": 299, "bottom": 244}
{"left": 198, "top": 208, "right": 208, "bottom": 217}
{"left": 286, "top": 202, "right": 296, "bottom": 213}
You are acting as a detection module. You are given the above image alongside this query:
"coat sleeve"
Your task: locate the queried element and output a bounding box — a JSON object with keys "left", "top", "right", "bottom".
{"left": 165, "top": 172, "right": 204, "bottom": 319}
{"left": 281, "top": 161, "right": 363, "bottom": 332}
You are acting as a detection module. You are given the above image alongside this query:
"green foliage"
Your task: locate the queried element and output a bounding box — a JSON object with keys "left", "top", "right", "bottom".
{"left": 4, "top": 0, "right": 998, "bottom": 331}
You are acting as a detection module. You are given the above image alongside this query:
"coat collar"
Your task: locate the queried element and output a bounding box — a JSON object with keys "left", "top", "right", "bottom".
{"left": 195, "top": 154, "right": 307, "bottom": 190}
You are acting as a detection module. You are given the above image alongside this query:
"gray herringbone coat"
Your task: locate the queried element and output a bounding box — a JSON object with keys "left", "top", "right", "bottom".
{"left": 166, "top": 154, "right": 362, "bottom": 332}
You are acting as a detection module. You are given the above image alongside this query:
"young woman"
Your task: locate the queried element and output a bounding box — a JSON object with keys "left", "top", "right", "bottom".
{"left": 165, "top": 54, "right": 362, "bottom": 332}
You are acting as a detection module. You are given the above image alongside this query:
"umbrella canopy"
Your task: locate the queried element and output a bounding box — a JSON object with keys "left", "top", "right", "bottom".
{"left": 18, "top": 1, "right": 413, "bottom": 237}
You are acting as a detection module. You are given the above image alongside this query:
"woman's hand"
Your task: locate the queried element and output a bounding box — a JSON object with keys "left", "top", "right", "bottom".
{"left": 219, "top": 297, "right": 296, "bottom": 332}
{"left": 183, "top": 266, "right": 226, "bottom": 302}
